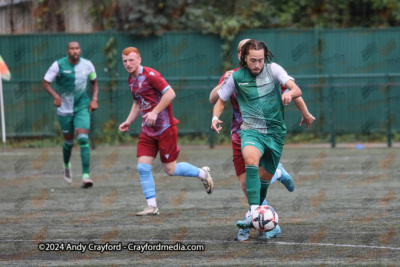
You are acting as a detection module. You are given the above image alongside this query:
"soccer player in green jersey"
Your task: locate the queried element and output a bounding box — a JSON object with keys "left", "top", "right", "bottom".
{"left": 211, "top": 39, "right": 302, "bottom": 239}
{"left": 210, "top": 39, "right": 315, "bottom": 241}
{"left": 43, "top": 41, "right": 98, "bottom": 188}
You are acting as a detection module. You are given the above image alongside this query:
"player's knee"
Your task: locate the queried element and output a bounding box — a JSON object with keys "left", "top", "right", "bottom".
{"left": 77, "top": 134, "right": 89, "bottom": 147}
{"left": 163, "top": 165, "right": 175, "bottom": 176}
{"left": 64, "top": 139, "right": 75, "bottom": 148}
{"left": 245, "top": 159, "right": 258, "bottom": 166}
{"left": 138, "top": 163, "right": 152, "bottom": 175}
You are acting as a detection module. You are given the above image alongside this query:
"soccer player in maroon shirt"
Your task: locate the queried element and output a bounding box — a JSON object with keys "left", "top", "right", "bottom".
{"left": 210, "top": 39, "right": 315, "bottom": 240}
{"left": 119, "top": 47, "right": 214, "bottom": 216}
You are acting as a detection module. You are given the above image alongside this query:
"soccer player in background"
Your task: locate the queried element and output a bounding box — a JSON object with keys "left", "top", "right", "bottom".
{"left": 210, "top": 39, "right": 315, "bottom": 240}
{"left": 212, "top": 39, "right": 304, "bottom": 239}
{"left": 119, "top": 47, "right": 214, "bottom": 216}
{"left": 43, "top": 41, "right": 98, "bottom": 188}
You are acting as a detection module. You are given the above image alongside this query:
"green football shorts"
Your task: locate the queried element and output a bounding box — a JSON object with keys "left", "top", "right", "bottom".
{"left": 57, "top": 108, "right": 90, "bottom": 135}
{"left": 240, "top": 129, "right": 285, "bottom": 175}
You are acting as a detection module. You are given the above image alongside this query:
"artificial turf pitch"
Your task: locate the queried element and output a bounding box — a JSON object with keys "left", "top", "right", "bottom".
{"left": 0, "top": 145, "right": 399, "bottom": 266}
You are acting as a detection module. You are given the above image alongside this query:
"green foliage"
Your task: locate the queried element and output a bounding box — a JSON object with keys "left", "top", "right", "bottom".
{"left": 100, "top": 114, "right": 134, "bottom": 145}
{"left": 65, "top": 0, "right": 397, "bottom": 73}
{"left": 88, "top": 0, "right": 400, "bottom": 71}
{"left": 102, "top": 37, "right": 118, "bottom": 91}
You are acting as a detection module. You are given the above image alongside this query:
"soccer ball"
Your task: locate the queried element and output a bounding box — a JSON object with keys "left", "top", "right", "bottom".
{"left": 251, "top": 205, "right": 279, "bottom": 232}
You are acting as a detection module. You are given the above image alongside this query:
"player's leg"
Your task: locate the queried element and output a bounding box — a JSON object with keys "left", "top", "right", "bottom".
{"left": 136, "top": 156, "right": 159, "bottom": 216}
{"left": 76, "top": 128, "right": 91, "bottom": 188}
{"left": 236, "top": 143, "right": 263, "bottom": 230}
{"left": 232, "top": 132, "right": 247, "bottom": 196}
{"left": 257, "top": 137, "right": 284, "bottom": 239}
{"left": 243, "top": 153, "right": 261, "bottom": 211}
{"left": 136, "top": 132, "right": 159, "bottom": 216}
{"left": 57, "top": 114, "right": 75, "bottom": 184}
{"left": 160, "top": 126, "right": 214, "bottom": 194}
{"left": 233, "top": 134, "right": 269, "bottom": 241}
{"left": 234, "top": 172, "right": 252, "bottom": 241}
{"left": 276, "top": 163, "right": 295, "bottom": 192}
{"left": 258, "top": 134, "right": 286, "bottom": 202}
{"left": 63, "top": 134, "right": 75, "bottom": 184}
{"left": 234, "top": 150, "right": 269, "bottom": 209}
{"left": 258, "top": 166, "right": 273, "bottom": 205}
{"left": 272, "top": 89, "right": 295, "bottom": 191}
{"left": 232, "top": 133, "right": 252, "bottom": 241}
{"left": 258, "top": 167, "right": 279, "bottom": 239}
{"left": 74, "top": 109, "right": 92, "bottom": 188}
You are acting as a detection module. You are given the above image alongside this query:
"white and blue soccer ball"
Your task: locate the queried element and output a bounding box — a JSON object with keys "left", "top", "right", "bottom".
{"left": 251, "top": 205, "right": 279, "bottom": 232}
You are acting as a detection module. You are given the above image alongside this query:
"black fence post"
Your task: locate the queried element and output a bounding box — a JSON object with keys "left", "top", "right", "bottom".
{"left": 330, "top": 75, "right": 336, "bottom": 148}
{"left": 387, "top": 74, "right": 392, "bottom": 148}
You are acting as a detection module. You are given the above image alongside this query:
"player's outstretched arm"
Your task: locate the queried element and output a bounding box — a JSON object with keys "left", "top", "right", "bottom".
{"left": 211, "top": 98, "right": 226, "bottom": 134}
{"left": 293, "top": 97, "right": 315, "bottom": 130}
{"left": 119, "top": 101, "right": 141, "bottom": 132}
{"left": 89, "top": 78, "right": 99, "bottom": 111}
{"left": 142, "top": 88, "right": 175, "bottom": 126}
{"left": 282, "top": 80, "right": 302, "bottom": 106}
{"left": 43, "top": 80, "right": 61, "bottom": 107}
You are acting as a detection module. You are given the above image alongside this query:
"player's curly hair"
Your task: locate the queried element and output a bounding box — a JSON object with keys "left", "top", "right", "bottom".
{"left": 239, "top": 39, "right": 273, "bottom": 68}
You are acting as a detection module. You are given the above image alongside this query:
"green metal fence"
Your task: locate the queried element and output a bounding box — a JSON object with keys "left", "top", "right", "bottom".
{"left": 1, "top": 28, "right": 399, "bottom": 146}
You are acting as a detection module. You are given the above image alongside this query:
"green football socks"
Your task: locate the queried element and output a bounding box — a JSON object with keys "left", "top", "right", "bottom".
{"left": 260, "top": 179, "right": 270, "bottom": 205}
{"left": 63, "top": 140, "right": 74, "bottom": 166}
{"left": 245, "top": 165, "right": 260, "bottom": 206}
{"left": 78, "top": 134, "right": 90, "bottom": 176}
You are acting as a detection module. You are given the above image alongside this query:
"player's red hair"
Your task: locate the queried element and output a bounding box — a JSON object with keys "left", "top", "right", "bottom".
{"left": 122, "top": 47, "right": 140, "bottom": 57}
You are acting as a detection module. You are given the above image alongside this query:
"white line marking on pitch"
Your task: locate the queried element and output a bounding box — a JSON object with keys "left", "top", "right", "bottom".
{"left": 2, "top": 239, "right": 400, "bottom": 251}
{"left": 273, "top": 241, "right": 400, "bottom": 250}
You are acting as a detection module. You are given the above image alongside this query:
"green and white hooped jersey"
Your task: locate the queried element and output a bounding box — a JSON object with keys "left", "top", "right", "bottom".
{"left": 44, "top": 57, "right": 97, "bottom": 115}
{"left": 218, "top": 63, "right": 293, "bottom": 135}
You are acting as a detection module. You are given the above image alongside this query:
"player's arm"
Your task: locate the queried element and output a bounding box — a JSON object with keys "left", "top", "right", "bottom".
{"left": 43, "top": 61, "right": 61, "bottom": 107}
{"left": 209, "top": 83, "right": 223, "bottom": 104}
{"left": 88, "top": 63, "right": 99, "bottom": 111}
{"left": 283, "top": 80, "right": 302, "bottom": 105}
{"left": 210, "top": 70, "right": 234, "bottom": 104}
{"left": 143, "top": 88, "right": 175, "bottom": 126}
{"left": 211, "top": 75, "right": 235, "bottom": 133}
{"left": 42, "top": 80, "right": 61, "bottom": 107}
{"left": 119, "top": 101, "right": 141, "bottom": 132}
{"left": 293, "top": 97, "right": 315, "bottom": 130}
{"left": 271, "top": 63, "right": 302, "bottom": 105}
{"left": 211, "top": 98, "right": 226, "bottom": 133}
{"left": 89, "top": 78, "right": 99, "bottom": 111}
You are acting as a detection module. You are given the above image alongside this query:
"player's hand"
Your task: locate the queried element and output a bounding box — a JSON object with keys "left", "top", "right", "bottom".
{"left": 300, "top": 113, "right": 315, "bottom": 130}
{"left": 223, "top": 70, "right": 234, "bottom": 81}
{"left": 143, "top": 111, "right": 158, "bottom": 126}
{"left": 54, "top": 96, "right": 62, "bottom": 107}
{"left": 89, "top": 99, "right": 98, "bottom": 111}
{"left": 211, "top": 118, "right": 223, "bottom": 133}
{"left": 282, "top": 93, "right": 293, "bottom": 106}
{"left": 119, "top": 121, "right": 131, "bottom": 132}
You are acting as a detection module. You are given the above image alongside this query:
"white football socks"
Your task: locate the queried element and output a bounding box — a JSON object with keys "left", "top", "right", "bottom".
{"left": 147, "top": 197, "right": 157, "bottom": 208}
{"left": 250, "top": 205, "right": 258, "bottom": 214}
{"left": 245, "top": 210, "right": 251, "bottom": 218}
{"left": 276, "top": 168, "right": 282, "bottom": 178}
{"left": 198, "top": 168, "right": 206, "bottom": 180}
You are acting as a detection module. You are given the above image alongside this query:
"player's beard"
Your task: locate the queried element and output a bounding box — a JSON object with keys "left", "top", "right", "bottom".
{"left": 70, "top": 54, "right": 80, "bottom": 63}
{"left": 247, "top": 66, "right": 264, "bottom": 76}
